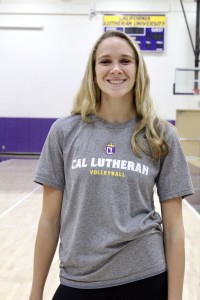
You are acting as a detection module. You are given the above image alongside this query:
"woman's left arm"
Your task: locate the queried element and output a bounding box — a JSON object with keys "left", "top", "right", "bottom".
{"left": 161, "top": 197, "right": 185, "bottom": 300}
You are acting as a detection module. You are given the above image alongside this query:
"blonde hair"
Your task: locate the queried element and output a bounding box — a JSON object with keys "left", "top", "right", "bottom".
{"left": 72, "top": 30, "right": 169, "bottom": 159}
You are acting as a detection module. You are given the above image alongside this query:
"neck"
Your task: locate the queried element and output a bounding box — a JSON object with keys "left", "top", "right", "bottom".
{"left": 97, "top": 96, "right": 136, "bottom": 123}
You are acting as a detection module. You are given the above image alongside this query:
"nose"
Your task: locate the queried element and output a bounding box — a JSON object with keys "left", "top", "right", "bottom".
{"left": 110, "top": 63, "right": 122, "bottom": 74}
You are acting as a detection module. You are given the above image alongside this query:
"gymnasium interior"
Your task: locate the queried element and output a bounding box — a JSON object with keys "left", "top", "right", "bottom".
{"left": 0, "top": 0, "right": 199, "bottom": 299}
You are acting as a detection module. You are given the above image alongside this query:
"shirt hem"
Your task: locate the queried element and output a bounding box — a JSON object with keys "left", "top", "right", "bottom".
{"left": 59, "top": 266, "right": 167, "bottom": 289}
{"left": 34, "top": 175, "right": 64, "bottom": 192}
{"left": 159, "top": 188, "right": 194, "bottom": 202}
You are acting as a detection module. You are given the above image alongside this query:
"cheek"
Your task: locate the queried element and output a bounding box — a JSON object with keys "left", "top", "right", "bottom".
{"left": 94, "top": 68, "right": 103, "bottom": 85}
{"left": 95, "top": 65, "right": 109, "bottom": 78}
{"left": 94, "top": 70, "right": 102, "bottom": 88}
{"left": 94, "top": 67, "right": 99, "bottom": 82}
{"left": 131, "top": 69, "right": 137, "bottom": 82}
{"left": 95, "top": 69, "right": 104, "bottom": 84}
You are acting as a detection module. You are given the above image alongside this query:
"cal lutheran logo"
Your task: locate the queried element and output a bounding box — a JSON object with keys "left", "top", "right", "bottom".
{"left": 106, "top": 143, "right": 116, "bottom": 155}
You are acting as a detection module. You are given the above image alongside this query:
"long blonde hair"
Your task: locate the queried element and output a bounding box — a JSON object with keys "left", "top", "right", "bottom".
{"left": 72, "top": 30, "right": 169, "bottom": 159}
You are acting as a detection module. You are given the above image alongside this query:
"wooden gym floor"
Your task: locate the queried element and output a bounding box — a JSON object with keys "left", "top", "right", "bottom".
{"left": 0, "top": 159, "right": 199, "bottom": 300}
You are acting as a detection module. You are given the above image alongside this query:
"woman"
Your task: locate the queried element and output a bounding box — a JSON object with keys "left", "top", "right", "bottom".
{"left": 29, "top": 30, "right": 193, "bottom": 300}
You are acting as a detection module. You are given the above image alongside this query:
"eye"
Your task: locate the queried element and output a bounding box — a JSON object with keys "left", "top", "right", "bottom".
{"left": 99, "top": 59, "right": 111, "bottom": 65}
{"left": 120, "top": 59, "right": 131, "bottom": 64}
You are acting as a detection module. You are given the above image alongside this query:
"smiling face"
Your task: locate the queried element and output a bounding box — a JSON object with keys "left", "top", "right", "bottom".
{"left": 95, "top": 36, "right": 137, "bottom": 102}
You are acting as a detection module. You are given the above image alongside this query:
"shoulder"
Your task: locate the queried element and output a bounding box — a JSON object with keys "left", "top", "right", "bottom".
{"left": 157, "top": 119, "right": 179, "bottom": 142}
{"left": 44, "top": 114, "right": 83, "bottom": 145}
{"left": 165, "top": 123, "right": 179, "bottom": 144}
{"left": 157, "top": 120, "right": 184, "bottom": 158}
{"left": 49, "top": 114, "right": 82, "bottom": 134}
{"left": 52, "top": 114, "right": 82, "bottom": 129}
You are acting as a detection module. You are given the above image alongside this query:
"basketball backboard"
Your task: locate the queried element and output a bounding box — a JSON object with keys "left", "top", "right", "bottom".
{"left": 173, "top": 68, "right": 200, "bottom": 95}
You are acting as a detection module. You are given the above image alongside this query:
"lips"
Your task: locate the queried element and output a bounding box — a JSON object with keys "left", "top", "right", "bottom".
{"left": 107, "top": 79, "right": 126, "bottom": 84}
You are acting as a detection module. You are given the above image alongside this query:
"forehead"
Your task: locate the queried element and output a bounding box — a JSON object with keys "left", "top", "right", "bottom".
{"left": 96, "top": 36, "right": 135, "bottom": 57}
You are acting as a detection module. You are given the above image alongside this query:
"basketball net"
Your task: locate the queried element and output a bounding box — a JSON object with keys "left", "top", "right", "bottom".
{"left": 193, "top": 88, "right": 200, "bottom": 95}
{"left": 193, "top": 89, "right": 200, "bottom": 108}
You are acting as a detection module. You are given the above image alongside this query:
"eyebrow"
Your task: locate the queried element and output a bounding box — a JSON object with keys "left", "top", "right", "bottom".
{"left": 97, "top": 54, "right": 135, "bottom": 61}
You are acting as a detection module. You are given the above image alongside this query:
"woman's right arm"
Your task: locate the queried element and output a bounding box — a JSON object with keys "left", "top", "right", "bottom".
{"left": 29, "top": 185, "right": 63, "bottom": 300}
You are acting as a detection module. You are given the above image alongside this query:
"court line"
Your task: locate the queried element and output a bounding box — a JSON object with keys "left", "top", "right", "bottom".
{"left": 0, "top": 160, "right": 11, "bottom": 166}
{"left": 0, "top": 186, "right": 41, "bottom": 219}
{"left": 183, "top": 199, "right": 200, "bottom": 221}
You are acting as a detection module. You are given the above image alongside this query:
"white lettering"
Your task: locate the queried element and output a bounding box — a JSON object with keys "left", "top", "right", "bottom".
{"left": 142, "top": 165, "right": 149, "bottom": 175}
{"left": 71, "top": 158, "right": 87, "bottom": 169}
{"left": 120, "top": 160, "right": 127, "bottom": 169}
{"left": 105, "top": 159, "right": 113, "bottom": 168}
{"left": 91, "top": 157, "right": 97, "bottom": 167}
{"left": 112, "top": 159, "right": 121, "bottom": 168}
{"left": 73, "top": 157, "right": 149, "bottom": 176}
{"left": 76, "top": 159, "right": 82, "bottom": 169}
{"left": 97, "top": 158, "right": 105, "bottom": 167}
{"left": 82, "top": 158, "right": 88, "bottom": 168}
{"left": 72, "top": 160, "right": 77, "bottom": 169}
{"left": 135, "top": 163, "right": 142, "bottom": 173}
{"left": 127, "top": 161, "right": 135, "bottom": 171}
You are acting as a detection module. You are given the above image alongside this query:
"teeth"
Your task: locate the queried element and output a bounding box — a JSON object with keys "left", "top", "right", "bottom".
{"left": 108, "top": 80, "right": 125, "bottom": 84}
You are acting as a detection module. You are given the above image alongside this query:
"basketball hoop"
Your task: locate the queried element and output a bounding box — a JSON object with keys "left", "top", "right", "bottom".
{"left": 173, "top": 68, "right": 200, "bottom": 95}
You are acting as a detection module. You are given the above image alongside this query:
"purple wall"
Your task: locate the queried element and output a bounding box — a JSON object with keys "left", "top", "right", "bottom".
{"left": 0, "top": 117, "right": 57, "bottom": 153}
{"left": 168, "top": 120, "right": 176, "bottom": 126}
{"left": 0, "top": 117, "right": 176, "bottom": 155}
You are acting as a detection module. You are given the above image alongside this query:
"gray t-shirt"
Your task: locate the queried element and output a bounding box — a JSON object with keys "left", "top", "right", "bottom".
{"left": 34, "top": 114, "right": 193, "bottom": 289}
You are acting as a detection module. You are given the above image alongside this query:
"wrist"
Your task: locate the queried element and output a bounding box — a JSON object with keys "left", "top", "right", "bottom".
{"left": 29, "top": 288, "right": 43, "bottom": 300}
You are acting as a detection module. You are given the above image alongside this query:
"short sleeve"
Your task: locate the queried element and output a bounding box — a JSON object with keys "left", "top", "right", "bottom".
{"left": 156, "top": 125, "right": 194, "bottom": 202}
{"left": 34, "top": 119, "right": 65, "bottom": 191}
